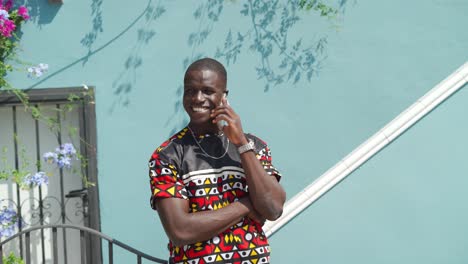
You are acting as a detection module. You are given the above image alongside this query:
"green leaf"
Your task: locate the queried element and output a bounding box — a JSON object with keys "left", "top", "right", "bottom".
{"left": 30, "top": 106, "right": 41, "bottom": 120}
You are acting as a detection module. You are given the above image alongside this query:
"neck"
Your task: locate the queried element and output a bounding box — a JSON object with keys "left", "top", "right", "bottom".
{"left": 188, "top": 122, "right": 221, "bottom": 136}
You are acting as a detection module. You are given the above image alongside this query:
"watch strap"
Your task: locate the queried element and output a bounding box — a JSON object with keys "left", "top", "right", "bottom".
{"left": 238, "top": 140, "right": 255, "bottom": 154}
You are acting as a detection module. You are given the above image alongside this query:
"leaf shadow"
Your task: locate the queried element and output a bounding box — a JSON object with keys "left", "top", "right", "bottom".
{"left": 80, "top": 0, "right": 104, "bottom": 66}
{"left": 165, "top": 0, "right": 224, "bottom": 136}
{"left": 215, "top": 0, "right": 351, "bottom": 92}
{"left": 109, "top": 0, "right": 166, "bottom": 113}
{"left": 21, "top": 0, "right": 61, "bottom": 26}
{"left": 25, "top": 1, "right": 155, "bottom": 90}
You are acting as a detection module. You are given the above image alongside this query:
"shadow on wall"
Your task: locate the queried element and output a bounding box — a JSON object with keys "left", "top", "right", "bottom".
{"left": 165, "top": 0, "right": 224, "bottom": 136}
{"left": 22, "top": 0, "right": 61, "bottom": 26}
{"left": 109, "top": 0, "right": 166, "bottom": 113}
{"left": 26, "top": 0, "right": 155, "bottom": 91}
{"left": 81, "top": 0, "right": 104, "bottom": 66}
{"left": 166, "top": 0, "right": 350, "bottom": 135}
{"left": 216, "top": 0, "right": 327, "bottom": 92}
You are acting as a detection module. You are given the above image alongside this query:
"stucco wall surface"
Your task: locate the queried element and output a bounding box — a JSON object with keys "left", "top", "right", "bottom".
{"left": 7, "top": 0, "right": 468, "bottom": 263}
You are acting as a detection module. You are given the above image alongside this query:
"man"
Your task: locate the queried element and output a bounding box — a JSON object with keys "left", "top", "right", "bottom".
{"left": 149, "top": 58, "right": 286, "bottom": 264}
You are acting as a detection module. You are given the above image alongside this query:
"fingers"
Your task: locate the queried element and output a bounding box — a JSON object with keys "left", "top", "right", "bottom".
{"left": 211, "top": 105, "right": 234, "bottom": 118}
{"left": 247, "top": 211, "right": 266, "bottom": 225}
{"left": 211, "top": 113, "right": 233, "bottom": 125}
{"left": 210, "top": 106, "right": 237, "bottom": 124}
{"left": 240, "top": 197, "right": 266, "bottom": 225}
{"left": 211, "top": 101, "right": 246, "bottom": 145}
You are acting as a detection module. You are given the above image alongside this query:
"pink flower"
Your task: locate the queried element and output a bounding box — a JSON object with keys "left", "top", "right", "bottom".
{"left": 18, "top": 6, "right": 29, "bottom": 20}
{"left": 0, "top": 18, "right": 16, "bottom": 37}
{"left": 4, "top": 0, "right": 12, "bottom": 11}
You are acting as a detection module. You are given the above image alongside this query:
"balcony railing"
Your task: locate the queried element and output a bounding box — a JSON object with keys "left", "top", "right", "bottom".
{"left": 0, "top": 224, "right": 168, "bottom": 264}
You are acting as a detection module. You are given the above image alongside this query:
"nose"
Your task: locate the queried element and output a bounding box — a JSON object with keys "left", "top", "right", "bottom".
{"left": 193, "top": 90, "right": 204, "bottom": 102}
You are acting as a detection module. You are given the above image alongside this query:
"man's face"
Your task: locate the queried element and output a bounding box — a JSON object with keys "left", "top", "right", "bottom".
{"left": 183, "top": 69, "right": 226, "bottom": 128}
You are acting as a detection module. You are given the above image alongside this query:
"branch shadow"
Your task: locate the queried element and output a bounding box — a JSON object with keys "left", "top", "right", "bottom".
{"left": 80, "top": 0, "right": 104, "bottom": 66}
{"left": 165, "top": 0, "right": 224, "bottom": 136}
{"left": 108, "top": 0, "right": 166, "bottom": 113}
{"left": 215, "top": 0, "right": 351, "bottom": 92}
{"left": 25, "top": 0, "right": 154, "bottom": 90}
{"left": 166, "top": 1, "right": 352, "bottom": 134}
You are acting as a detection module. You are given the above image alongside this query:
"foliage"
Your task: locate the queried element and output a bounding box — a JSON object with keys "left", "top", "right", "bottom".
{"left": 298, "top": 0, "right": 338, "bottom": 17}
{"left": 0, "top": 138, "right": 31, "bottom": 186}
{"left": 2, "top": 252, "right": 24, "bottom": 264}
{"left": 1, "top": 134, "right": 95, "bottom": 189}
{"left": 0, "top": 0, "right": 30, "bottom": 89}
{"left": 0, "top": 1, "right": 95, "bottom": 244}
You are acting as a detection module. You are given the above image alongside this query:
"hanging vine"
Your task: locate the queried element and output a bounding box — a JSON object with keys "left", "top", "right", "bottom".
{"left": 0, "top": 2, "right": 95, "bottom": 245}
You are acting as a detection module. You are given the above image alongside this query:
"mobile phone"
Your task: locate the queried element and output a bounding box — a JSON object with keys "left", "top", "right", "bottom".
{"left": 217, "top": 93, "right": 228, "bottom": 130}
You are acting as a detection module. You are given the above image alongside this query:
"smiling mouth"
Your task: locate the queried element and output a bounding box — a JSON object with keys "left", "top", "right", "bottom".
{"left": 191, "top": 106, "right": 211, "bottom": 113}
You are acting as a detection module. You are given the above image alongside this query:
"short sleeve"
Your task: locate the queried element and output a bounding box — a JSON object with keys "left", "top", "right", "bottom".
{"left": 148, "top": 152, "right": 188, "bottom": 210}
{"left": 256, "top": 145, "right": 282, "bottom": 182}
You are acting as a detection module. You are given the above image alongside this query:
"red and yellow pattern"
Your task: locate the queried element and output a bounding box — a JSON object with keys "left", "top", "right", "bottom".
{"left": 149, "top": 128, "right": 281, "bottom": 264}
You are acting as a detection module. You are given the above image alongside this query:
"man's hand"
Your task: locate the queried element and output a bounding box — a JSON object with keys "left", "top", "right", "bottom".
{"left": 211, "top": 97, "right": 286, "bottom": 221}
{"left": 237, "top": 196, "right": 265, "bottom": 224}
{"left": 247, "top": 209, "right": 266, "bottom": 226}
{"left": 210, "top": 97, "right": 249, "bottom": 146}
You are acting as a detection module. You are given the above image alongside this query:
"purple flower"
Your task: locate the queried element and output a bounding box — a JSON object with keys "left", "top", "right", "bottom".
{"left": 43, "top": 143, "right": 77, "bottom": 169}
{"left": 0, "top": 207, "right": 16, "bottom": 223}
{"left": 0, "top": 225, "right": 15, "bottom": 237}
{"left": 43, "top": 151, "right": 58, "bottom": 164}
{"left": 23, "top": 171, "right": 49, "bottom": 187}
{"left": 38, "top": 63, "right": 49, "bottom": 71}
{"left": 0, "top": 207, "right": 20, "bottom": 238}
{"left": 62, "top": 143, "right": 77, "bottom": 156}
{"left": 27, "top": 63, "right": 49, "bottom": 78}
{"left": 56, "top": 155, "right": 72, "bottom": 169}
{"left": 0, "top": 10, "right": 9, "bottom": 19}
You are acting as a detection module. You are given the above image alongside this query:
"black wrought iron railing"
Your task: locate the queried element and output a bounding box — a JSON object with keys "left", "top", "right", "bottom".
{"left": 0, "top": 224, "right": 168, "bottom": 264}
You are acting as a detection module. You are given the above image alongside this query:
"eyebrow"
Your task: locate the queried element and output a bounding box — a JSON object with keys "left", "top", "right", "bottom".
{"left": 184, "top": 85, "right": 216, "bottom": 90}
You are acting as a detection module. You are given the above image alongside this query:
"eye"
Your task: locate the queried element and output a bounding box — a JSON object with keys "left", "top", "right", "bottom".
{"left": 203, "top": 89, "right": 215, "bottom": 95}
{"left": 184, "top": 88, "right": 195, "bottom": 96}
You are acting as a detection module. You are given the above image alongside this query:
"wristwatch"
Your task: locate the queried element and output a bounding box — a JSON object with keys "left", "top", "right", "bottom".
{"left": 238, "top": 139, "right": 255, "bottom": 154}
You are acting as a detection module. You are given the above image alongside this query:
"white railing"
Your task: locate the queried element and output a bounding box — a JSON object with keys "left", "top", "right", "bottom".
{"left": 264, "top": 62, "right": 468, "bottom": 237}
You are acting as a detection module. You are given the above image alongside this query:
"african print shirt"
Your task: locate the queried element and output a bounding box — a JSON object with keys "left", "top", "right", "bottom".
{"left": 148, "top": 127, "right": 282, "bottom": 264}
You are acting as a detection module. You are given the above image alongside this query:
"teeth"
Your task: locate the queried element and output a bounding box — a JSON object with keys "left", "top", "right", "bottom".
{"left": 192, "top": 107, "right": 209, "bottom": 112}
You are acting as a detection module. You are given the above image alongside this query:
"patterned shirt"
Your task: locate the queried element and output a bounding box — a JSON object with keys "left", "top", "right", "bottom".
{"left": 149, "top": 127, "right": 282, "bottom": 264}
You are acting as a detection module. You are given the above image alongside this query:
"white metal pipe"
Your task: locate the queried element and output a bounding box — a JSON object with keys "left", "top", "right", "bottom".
{"left": 264, "top": 62, "right": 468, "bottom": 237}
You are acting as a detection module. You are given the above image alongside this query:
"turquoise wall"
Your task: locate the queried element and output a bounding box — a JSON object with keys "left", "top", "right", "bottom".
{"left": 9, "top": 0, "right": 468, "bottom": 263}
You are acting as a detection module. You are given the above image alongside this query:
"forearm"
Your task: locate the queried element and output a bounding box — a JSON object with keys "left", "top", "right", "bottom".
{"left": 209, "top": 102, "right": 285, "bottom": 220}
{"left": 156, "top": 197, "right": 252, "bottom": 246}
{"left": 240, "top": 150, "right": 286, "bottom": 220}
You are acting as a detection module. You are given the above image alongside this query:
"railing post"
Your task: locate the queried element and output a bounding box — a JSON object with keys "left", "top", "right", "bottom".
{"left": 0, "top": 244, "right": 3, "bottom": 264}
{"left": 52, "top": 227, "right": 58, "bottom": 264}
{"left": 80, "top": 230, "right": 86, "bottom": 264}
{"left": 0, "top": 224, "right": 168, "bottom": 264}
{"left": 108, "top": 241, "right": 113, "bottom": 264}
{"left": 25, "top": 233, "right": 31, "bottom": 264}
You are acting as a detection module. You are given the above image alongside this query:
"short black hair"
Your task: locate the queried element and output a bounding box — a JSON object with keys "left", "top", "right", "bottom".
{"left": 184, "top": 58, "right": 227, "bottom": 84}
